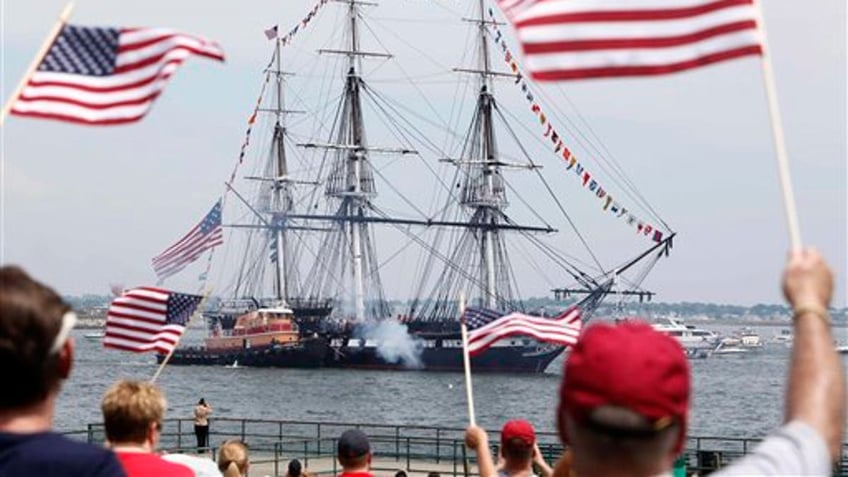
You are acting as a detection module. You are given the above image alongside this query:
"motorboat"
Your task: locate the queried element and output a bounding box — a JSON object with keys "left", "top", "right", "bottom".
{"left": 83, "top": 331, "right": 105, "bottom": 341}
{"left": 712, "top": 341, "right": 751, "bottom": 356}
{"left": 737, "top": 328, "right": 763, "bottom": 348}
{"left": 721, "top": 328, "right": 763, "bottom": 349}
{"left": 772, "top": 329, "right": 793, "bottom": 346}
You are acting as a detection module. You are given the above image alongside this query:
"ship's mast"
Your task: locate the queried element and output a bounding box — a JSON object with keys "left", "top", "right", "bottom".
{"left": 476, "top": 0, "right": 498, "bottom": 309}
{"left": 272, "top": 39, "right": 291, "bottom": 304}
{"left": 347, "top": 0, "right": 366, "bottom": 322}
{"left": 307, "top": 0, "right": 391, "bottom": 322}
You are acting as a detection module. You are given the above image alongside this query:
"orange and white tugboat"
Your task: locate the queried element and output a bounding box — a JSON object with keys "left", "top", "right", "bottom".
{"left": 160, "top": 306, "right": 328, "bottom": 367}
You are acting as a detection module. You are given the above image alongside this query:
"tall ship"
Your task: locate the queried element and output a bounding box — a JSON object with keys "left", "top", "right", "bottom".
{"left": 162, "top": 0, "right": 675, "bottom": 372}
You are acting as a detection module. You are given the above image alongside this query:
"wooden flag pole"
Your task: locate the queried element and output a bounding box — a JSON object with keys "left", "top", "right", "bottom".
{"left": 459, "top": 291, "right": 477, "bottom": 426}
{"left": 751, "top": 0, "right": 802, "bottom": 250}
{"left": 150, "top": 289, "right": 212, "bottom": 383}
{"left": 0, "top": 2, "right": 74, "bottom": 127}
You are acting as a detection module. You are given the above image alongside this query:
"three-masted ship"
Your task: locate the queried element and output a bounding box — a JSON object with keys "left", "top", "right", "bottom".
{"left": 162, "top": 0, "right": 674, "bottom": 372}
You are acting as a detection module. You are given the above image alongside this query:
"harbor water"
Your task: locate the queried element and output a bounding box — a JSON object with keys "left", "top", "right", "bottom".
{"left": 59, "top": 325, "right": 848, "bottom": 438}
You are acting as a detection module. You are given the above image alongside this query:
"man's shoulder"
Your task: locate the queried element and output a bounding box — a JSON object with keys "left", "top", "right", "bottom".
{"left": 0, "top": 431, "right": 124, "bottom": 477}
{"left": 117, "top": 452, "right": 194, "bottom": 477}
{"left": 712, "top": 421, "right": 831, "bottom": 476}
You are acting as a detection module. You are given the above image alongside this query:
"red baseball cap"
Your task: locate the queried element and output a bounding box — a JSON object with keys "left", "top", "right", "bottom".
{"left": 501, "top": 419, "right": 536, "bottom": 447}
{"left": 558, "top": 320, "right": 690, "bottom": 451}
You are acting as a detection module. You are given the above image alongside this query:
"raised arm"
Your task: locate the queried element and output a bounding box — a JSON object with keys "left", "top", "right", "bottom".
{"left": 532, "top": 443, "right": 553, "bottom": 477}
{"left": 465, "top": 425, "right": 496, "bottom": 477}
{"left": 783, "top": 248, "right": 846, "bottom": 460}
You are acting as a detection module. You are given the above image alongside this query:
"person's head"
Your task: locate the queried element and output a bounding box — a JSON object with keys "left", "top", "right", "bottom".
{"left": 558, "top": 320, "right": 690, "bottom": 477}
{"left": 0, "top": 266, "right": 75, "bottom": 414}
{"left": 394, "top": 470, "right": 408, "bottom": 477}
{"left": 337, "top": 429, "right": 371, "bottom": 470}
{"left": 287, "top": 458, "right": 302, "bottom": 477}
{"left": 198, "top": 398, "right": 206, "bottom": 406}
{"left": 427, "top": 472, "right": 441, "bottom": 477}
{"left": 500, "top": 419, "right": 536, "bottom": 466}
{"left": 218, "top": 440, "right": 249, "bottom": 477}
{"left": 101, "top": 380, "right": 167, "bottom": 450}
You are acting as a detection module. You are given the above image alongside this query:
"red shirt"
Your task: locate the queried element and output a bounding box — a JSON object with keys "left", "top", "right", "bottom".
{"left": 116, "top": 451, "right": 193, "bottom": 477}
{"left": 340, "top": 472, "right": 374, "bottom": 477}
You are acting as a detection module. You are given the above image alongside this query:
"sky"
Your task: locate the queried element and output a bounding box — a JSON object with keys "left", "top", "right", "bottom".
{"left": 1, "top": 0, "right": 846, "bottom": 307}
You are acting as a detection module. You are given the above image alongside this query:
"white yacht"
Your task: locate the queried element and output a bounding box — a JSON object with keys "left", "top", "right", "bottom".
{"left": 651, "top": 318, "right": 720, "bottom": 358}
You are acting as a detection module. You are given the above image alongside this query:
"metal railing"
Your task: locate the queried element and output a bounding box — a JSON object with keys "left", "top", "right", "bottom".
{"left": 75, "top": 418, "right": 848, "bottom": 476}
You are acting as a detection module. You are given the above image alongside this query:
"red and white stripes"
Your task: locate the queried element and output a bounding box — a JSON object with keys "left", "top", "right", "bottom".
{"left": 498, "top": 0, "right": 762, "bottom": 81}
{"left": 11, "top": 27, "right": 225, "bottom": 125}
{"left": 467, "top": 307, "right": 582, "bottom": 356}
{"left": 104, "top": 287, "right": 186, "bottom": 354}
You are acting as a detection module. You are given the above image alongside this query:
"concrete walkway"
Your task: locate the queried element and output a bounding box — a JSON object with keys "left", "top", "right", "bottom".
{"left": 176, "top": 452, "right": 480, "bottom": 477}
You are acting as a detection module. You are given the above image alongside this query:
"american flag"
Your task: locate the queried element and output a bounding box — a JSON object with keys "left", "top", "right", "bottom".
{"left": 466, "top": 307, "right": 582, "bottom": 356}
{"left": 10, "top": 24, "right": 224, "bottom": 125}
{"left": 264, "top": 25, "right": 279, "bottom": 40}
{"left": 103, "top": 287, "right": 202, "bottom": 353}
{"left": 152, "top": 200, "right": 224, "bottom": 281}
{"left": 462, "top": 307, "right": 504, "bottom": 330}
{"left": 497, "top": 0, "right": 762, "bottom": 81}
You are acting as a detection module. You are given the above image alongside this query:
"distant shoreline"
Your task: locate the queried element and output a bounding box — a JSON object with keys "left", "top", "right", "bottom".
{"left": 72, "top": 317, "right": 848, "bottom": 330}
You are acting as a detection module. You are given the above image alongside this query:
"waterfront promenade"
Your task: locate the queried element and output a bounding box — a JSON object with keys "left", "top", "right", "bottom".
{"left": 68, "top": 418, "right": 848, "bottom": 476}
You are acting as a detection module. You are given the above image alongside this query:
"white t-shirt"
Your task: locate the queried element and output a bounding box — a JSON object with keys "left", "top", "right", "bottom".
{"left": 713, "top": 421, "right": 831, "bottom": 476}
{"left": 163, "top": 453, "right": 223, "bottom": 477}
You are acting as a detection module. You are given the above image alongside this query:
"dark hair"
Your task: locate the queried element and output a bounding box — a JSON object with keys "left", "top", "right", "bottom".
{"left": 565, "top": 407, "right": 681, "bottom": 473}
{"left": 288, "top": 459, "right": 302, "bottom": 477}
{"left": 199, "top": 398, "right": 206, "bottom": 405}
{"left": 502, "top": 437, "right": 533, "bottom": 462}
{"left": 0, "top": 266, "right": 69, "bottom": 409}
{"left": 427, "top": 472, "right": 441, "bottom": 477}
{"left": 394, "top": 471, "right": 408, "bottom": 477}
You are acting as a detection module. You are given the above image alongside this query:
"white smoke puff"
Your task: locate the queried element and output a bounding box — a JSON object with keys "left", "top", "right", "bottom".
{"left": 360, "top": 320, "right": 424, "bottom": 368}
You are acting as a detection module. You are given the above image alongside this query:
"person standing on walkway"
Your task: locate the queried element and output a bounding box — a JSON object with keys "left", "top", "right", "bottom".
{"left": 465, "top": 420, "right": 553, "bottom": 477}
{"left": 501, "top": 420, "right": 553, "bottom": 477}
{"left": 102, "top": 380, "right": 193, "bottom": 477}
{"left": 217, "top": 440, "right": 249, "bottom": 477}
{"left": 337, "top": 429, "right": 373, "bottom": 477}
{"left": 0, "top": 266, "right": 126, "bottom": 477}
{"left": 555, "top": 249, "right": 844, "bottom": 476}
{"left": 194, "top": 398, "right": 212, "bottom": 452}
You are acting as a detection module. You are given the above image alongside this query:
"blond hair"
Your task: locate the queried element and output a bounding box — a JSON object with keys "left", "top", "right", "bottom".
{"left": 101, "top": 380, "right": 166, "bottom": 444}
{"left": 218, "top": 440, "right": 249, "bottom": 477}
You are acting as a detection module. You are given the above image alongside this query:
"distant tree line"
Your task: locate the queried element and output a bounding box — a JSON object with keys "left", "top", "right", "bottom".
{"left": 66, "top": 294, "right": 847, "bottom": 322}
